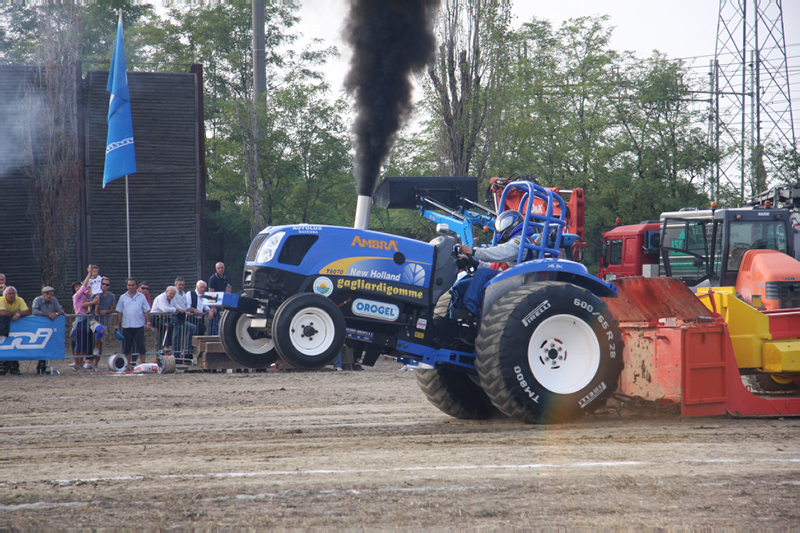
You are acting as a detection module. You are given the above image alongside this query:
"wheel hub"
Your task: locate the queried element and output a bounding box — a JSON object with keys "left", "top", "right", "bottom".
{"left": 527, "top": 314, "right": 601, "bottom": 394}
{"left": 541, "top": 339, "right": 565, "bottom": 366}
{"left": 300, "top": 323, "right": 318, "bottom": 338}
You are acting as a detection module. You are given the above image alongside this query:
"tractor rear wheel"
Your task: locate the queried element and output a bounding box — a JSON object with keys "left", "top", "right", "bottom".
{"left": 416, "top": 367, "right": 499, "bottom": 419}
{"left": 272, "top": 293, "right": 346, "bottom": 370}
{"left": 219, "top": 309, "right": 280, "bottom": 368}
{"left": 476, "top": 281, "right": 622, "bottom": 424}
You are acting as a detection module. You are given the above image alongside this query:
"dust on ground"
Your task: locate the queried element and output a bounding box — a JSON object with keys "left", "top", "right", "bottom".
{"left": 2, "top": 357, "right": 799, "bottom": 529}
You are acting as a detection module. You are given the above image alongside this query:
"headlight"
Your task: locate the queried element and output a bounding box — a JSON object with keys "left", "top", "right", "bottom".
{"left": 256, "top": 231, "right": 285, "bottom": 263}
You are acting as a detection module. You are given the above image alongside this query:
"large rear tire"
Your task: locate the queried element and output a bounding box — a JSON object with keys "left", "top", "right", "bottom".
{"left": 272, "top": 293, "right": 346, "bottom": 370}
{"left": 476, "top": 281, "right": 622, "bottom": 424}
{"left": 416, "top": 368, "right": 499, "bottom": 419}
{"left": 219, "top": 309, "right": 280, "bottom": 368}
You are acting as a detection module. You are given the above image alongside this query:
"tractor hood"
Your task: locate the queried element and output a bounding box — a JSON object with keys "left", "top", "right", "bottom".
{"left": 245, "top": 224, "right": 435, "bottom": 304}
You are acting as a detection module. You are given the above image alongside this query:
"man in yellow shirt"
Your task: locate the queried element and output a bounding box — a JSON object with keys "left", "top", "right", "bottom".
{"left": 0, "top": 286, "right": 32, "bottom": 375}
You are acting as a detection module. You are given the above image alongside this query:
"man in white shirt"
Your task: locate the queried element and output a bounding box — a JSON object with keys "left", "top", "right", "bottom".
{"left": 114, "top": 277, "right": 151, "bottom": 365}
{"left": 187, "top": 280, "right": 212, "bottom": 336}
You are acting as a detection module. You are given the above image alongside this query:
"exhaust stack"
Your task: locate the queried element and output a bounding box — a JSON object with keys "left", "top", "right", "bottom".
{"left": 354, "top": 195, "right": 372, "bottom": 230}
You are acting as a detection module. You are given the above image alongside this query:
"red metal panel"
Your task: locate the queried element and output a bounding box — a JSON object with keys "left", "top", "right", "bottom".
{"left": 681, "top": 324, "right": 728, "bottom": 416}
{"left": 605, "top": 277, "right": 712, "bottom": 324}
{"left": 764, "top": 307, "right": 800, "bottom": 340}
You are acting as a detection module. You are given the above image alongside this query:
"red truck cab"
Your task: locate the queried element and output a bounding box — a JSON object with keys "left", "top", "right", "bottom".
{"left": 599, "top": 222, "right": 660, "bottom": 280}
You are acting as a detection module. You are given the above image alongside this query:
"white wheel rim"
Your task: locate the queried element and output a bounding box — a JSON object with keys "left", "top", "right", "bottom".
{"left": 288, "top": 307, "right": 335, "bottom": 356}
{"left": 527, "top": 314, "right": 601, "bottom": 394}
{"left": 235, "top": 314, "right": 275, "bottom": 354}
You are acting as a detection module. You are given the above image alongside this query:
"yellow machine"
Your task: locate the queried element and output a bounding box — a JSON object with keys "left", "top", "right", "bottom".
{"left": 697, "top": 287, "right": 800, "bottom": 389}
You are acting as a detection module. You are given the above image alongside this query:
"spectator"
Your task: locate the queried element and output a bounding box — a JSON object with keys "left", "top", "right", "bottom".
{"left": 187, "top": 280, "right": 212, "bottom": 336}
{"left": 138, "top": 281, "right": 152, "bottom": 307}
{"left": 0, "top": 273, "right": 6, "bottom": 294}
{"left": 151, "top": 285, "right": 182, "bottom": 349}
{"left": 87, "top": 264, "right": 102, "bottom": 300}
{"left": 172, "top": 277, "right": 197, "bottom": 355}
{"left": 114, "top": 277, "right": 151, "bottom": 366}
{"left": 73, "top": 266, "right": 99, "bottom": 370}
{"left": 207, "top": 262, "right": 227, "bottom": 335}
{"left": 225, "top": 284, "right": 232, "bottom": 293}
{"left": 0, "top": 286, "right": 32, "bottom": 375}
{"left": 32, "top": 286, "right": 65, "bottom": 374}
{"left": 90, "top": 276, "right": 116, "bottom": 366}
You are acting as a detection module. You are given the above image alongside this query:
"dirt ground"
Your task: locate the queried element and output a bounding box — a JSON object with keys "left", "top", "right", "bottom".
{"left": 1, "top": 356, "right": 799, "bottom": 529}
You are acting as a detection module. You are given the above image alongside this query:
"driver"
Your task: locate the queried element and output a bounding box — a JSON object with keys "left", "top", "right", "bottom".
{"left": 451, "top": 210, "right": 532, "bottom": 321}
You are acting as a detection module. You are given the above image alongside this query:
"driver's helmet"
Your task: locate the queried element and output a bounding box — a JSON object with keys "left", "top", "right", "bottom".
{"left": 495, "top": 210, "right": 524, "bottom": 243}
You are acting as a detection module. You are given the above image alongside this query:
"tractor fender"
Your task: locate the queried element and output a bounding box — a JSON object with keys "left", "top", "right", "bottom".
{"left": 481, "top": 259, "right": 617, "bottom": 317}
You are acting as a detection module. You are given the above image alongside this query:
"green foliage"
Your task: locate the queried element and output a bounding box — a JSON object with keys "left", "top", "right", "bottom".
{"left": 0, "top": 4, "right": 154, "bottom": 69}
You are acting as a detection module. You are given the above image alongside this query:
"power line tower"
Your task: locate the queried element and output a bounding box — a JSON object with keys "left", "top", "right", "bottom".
{"left": 712, "top": 0, "right": 796, "bottom": 201}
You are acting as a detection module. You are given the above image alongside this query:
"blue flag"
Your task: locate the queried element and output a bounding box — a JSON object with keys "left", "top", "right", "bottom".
{"left": 103, "top": 10, "right": 136, "bottom": 188}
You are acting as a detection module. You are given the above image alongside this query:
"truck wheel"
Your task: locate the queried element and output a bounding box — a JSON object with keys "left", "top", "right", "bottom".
{"left": 476, "top": 281, "right": 622, "bottom": 424}
{"left": 219, "top": 309, "right": 279, "bottom": 368}
{"left": 754, "top": 373, "right": 799, "bottom": 392}
{"left": 416, "top": 368, "right": 499, "bottom": 419}
{"left": 272, "top": 293, "right": 346, "bottom": 370}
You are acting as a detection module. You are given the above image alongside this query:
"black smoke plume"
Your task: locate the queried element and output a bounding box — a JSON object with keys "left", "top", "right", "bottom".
{"left": 344, "top": 0, "right": 441, "bottom": 197}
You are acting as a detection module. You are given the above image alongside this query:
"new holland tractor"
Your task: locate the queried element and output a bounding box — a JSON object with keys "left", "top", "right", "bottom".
{"left": 212, "top": 181, "right": 623, "bottom": 424}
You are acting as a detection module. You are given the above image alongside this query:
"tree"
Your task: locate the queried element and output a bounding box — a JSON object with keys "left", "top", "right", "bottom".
{"left": 15, "top": 7, "right": 84, "bottom": 294}
{"left": 423, "top": 0, "right": 513, "bottom": 180}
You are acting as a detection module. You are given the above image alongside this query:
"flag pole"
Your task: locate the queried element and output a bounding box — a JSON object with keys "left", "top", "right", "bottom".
{"left": 103, "top": 9, "right": 136, "bottom": 279}
{"left": 125, "top": 174, "right": 131, "bottom": 278}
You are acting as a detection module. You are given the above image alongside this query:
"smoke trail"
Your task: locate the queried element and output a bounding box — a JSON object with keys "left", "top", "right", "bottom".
{"left": 344, "top": 0, "right": 441, "bottom": 197}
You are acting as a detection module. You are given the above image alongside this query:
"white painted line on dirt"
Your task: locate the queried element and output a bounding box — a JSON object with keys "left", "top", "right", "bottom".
{"left": 4, "top": 480, "right": 800, "bottom": 512}
{"left": 38, "top": 456, "right": 800, "bottom": 487}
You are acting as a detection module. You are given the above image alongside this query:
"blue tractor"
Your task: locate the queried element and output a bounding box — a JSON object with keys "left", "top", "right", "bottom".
{"left": 213, "top": 180, "right": 622, "bottom": 423}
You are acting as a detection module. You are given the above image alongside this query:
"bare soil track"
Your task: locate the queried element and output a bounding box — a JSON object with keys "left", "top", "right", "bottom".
{"left": 2, "top": 357, "right": 799, "bottom": 529}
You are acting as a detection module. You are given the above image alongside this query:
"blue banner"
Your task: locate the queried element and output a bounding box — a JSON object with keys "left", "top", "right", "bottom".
{"left": 103, "top": 10, "right": 137, "bottom": 188}
{"left": 0, "top": 316, "right": 66, "bottom": 361}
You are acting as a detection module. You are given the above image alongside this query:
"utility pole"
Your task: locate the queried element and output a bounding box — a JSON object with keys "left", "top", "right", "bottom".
{"left": 713, "top": 0, "right": 796, "bottom": 201}
{"left": 253, "top": 0, "right": 266, "bottom": 99}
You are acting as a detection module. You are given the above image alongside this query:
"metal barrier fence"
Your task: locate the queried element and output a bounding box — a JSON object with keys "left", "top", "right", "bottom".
{"left": 65, "top": 312, "right": 209, "bottom": 367}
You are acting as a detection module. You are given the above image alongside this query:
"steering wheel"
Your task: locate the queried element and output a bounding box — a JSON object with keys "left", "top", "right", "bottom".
{"left": 454, "top": 246, "right": 479, "bottom": 275}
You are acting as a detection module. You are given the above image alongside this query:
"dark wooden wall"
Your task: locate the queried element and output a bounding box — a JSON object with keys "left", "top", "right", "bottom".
{"left": 0, "top": 64, "right": 80, "bottom": 303}
{"left": 0, "top": 64, "right": 206, "bottom": 304}
{"left": 83, "top": 69, "right": 206, "bottom": 297}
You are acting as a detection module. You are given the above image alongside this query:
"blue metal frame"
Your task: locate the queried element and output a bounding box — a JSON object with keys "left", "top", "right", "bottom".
{"left": 394, "top": 340, "right": 477, "bottom": 372}
{"left": 486, "top": 258, "right": 618, "bottom": 298}
{"left": 494, "top": 181, "right": 570, "bottom": 264}
{"left": 420, "top": 206, "right": 495, "bottom": 246}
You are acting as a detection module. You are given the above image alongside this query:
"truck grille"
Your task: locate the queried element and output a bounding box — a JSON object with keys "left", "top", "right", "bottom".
{"left": 765, "top": 281, "right": 800, "bottom": 309}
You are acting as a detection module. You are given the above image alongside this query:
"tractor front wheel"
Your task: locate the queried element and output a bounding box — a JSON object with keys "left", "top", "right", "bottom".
{"left": 219, "top": 309, "right": 280, "bottom": 368}
{"left": 272, "top": 293, "right": 346, "bottom": 370}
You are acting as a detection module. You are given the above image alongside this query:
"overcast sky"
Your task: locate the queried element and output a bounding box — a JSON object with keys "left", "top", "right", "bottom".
{"left": 294, "top": 0, "right": 800, "bottom": 115}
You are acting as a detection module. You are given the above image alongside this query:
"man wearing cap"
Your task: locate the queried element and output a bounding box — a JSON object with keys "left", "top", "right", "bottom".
{"left": 32, "top": 286, "right": 65, "bottom": 374}
{"left": 0, "top": 286, "right": 32, "bottom": 375}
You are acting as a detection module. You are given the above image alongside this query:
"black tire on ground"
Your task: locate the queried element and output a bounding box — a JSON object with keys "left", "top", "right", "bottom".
{"left": 754, "top": 373, "right": 800, "bottom": 392}
{"left": 271, "top": 293, "right": 346, "bottom": 370}
{"left": 475, "top": 281, "right": 623, "bottom": 424}
{"left": 219, "top": 309, "right": 280, "bottom": 368}
{"left": 416, "top": 367, "right": 500, "bottom": 419}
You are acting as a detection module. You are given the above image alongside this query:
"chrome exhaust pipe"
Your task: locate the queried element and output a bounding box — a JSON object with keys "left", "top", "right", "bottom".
{"left": 354, "top": 195, "right": 372, "bottom": 230}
